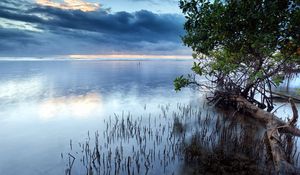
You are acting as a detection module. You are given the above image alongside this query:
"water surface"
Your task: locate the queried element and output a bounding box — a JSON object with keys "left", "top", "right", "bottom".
{"left": 0, "top": 59, "right": 299, "bottom": 174}
{"left": 0, "top": 60, "right": 198, "bottom": 174}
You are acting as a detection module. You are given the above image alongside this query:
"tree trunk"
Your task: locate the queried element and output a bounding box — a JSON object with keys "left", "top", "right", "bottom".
{"left": 229, "top": 95, "right": 300, "bottom": 136}
{"left": 266, "top": 121, "right": 296, "bottom": 174}
{"left": 224, "top": 94, "right": 300, "bottom": 174}
{"left": 271, "top": 91, "right": 300, "bottom": 103}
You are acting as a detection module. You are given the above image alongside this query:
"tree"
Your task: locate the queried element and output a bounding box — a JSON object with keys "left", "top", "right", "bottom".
{"left": 174, "top": 1, "right": 300, "bottom": 173}
{"left": 175, "top": 0, "right": 300, "bottom": 111}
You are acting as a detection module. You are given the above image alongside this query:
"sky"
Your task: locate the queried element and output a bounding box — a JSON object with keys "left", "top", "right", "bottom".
{"left": 0, "top": 0, "right": 191, "bottom": 58}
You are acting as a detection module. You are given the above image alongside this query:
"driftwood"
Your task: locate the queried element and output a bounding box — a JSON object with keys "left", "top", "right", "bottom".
{"left": 271, "top": 91, "right": 300, "bottom": 103}
{"left": 290, "top": 98, "right": 299, "bottom": 127}
{"left": 230, "top": 96, "right": 300, "bottom": 136}
{"left": 224, "top": 95, "right": 300, "bottom": 174}
{"left": 266, "top": 121, "right": 296, "bottom": 174}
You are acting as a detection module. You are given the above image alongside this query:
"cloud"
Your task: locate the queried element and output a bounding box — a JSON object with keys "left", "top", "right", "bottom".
{"left": 0, "top": 0, "right": 190, "bottom": 57}
{"left": 0, "top": 28, "right": 41, "bottom": 52}
{"left": 36, "top": 0, "right": 100, "bottom": 12}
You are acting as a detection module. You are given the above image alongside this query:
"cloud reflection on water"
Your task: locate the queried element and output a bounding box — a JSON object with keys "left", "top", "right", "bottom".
{"left": 0, "top": 76, "right": 43, "bottom": 101}
{"left": 38, "top": 92, "right": 102, "bottom": 120}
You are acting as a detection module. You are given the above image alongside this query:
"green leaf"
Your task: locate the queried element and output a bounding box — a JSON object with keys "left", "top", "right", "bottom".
{"left": 178, "top": 0, "right": 300, "bottom": 103}
{"left": 191, "top": 62, "right": 203, "bottom": 75}
{"left": 174, "top": 76, "right": 190, "bottom": 91}
{"left": 273, "top": 75, "right": 284, "bottom": 86}
{"left": 296, "top": 88, "right": 300, "bottom": 95}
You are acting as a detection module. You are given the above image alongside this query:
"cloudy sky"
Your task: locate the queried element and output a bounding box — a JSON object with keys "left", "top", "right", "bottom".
{"left": 0, "top": 0, "right": 191, "bottom": 58}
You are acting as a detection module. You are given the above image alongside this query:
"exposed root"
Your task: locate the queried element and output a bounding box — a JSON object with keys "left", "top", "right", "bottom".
{"left": 213, "top": 91, "right": 300, "bottom": 174}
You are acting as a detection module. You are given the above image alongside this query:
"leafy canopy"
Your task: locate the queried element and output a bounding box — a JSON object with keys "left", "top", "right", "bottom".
{"left": 175, "top": 0, "right": 300, "bottom": 109}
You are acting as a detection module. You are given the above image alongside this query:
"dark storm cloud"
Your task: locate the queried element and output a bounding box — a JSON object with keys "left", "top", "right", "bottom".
{"left": 0, "top": 28, "right": 41, "bottom": 52}
{"left": 25, "top": 6, "right": 185, "bottom": 42}
{"left": 0, "top": 0, "right": 189, "bottom": 56}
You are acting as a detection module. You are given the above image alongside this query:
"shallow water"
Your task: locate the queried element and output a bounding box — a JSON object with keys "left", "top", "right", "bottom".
{"left": 0, "top": 60, "right": 199, "bottom": 175}
{"left": 0, "top": 59, "right": 299, "bottom": 174}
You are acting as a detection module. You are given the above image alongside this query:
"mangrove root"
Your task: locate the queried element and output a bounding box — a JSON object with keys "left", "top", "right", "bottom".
{"left": 216, "top": 93, "right": 300, "bottom": 174}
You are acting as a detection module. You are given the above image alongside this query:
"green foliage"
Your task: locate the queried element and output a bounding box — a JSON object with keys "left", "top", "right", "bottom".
{"left": 180, "top": 0, "right": 299, "bottom": 59}
{"left": 192, "top": 62, "right": 203, "bottom": 75}
{"left": 174, "top": 76, "right": 190, "bottom": 91}
{"left": 296, "top": 88, "right": 300, "bottom": 95}
{"left": 272, "top": 75, "right": 284, "bottom": 86}
{"left": 249, "top": 70, "right": 264, "bottom": 82}
{"left": 208, "top": 49, "right": 239, "bottom": 74}
{"left": 175, "top": 0, "right": 300, "bottom": 100}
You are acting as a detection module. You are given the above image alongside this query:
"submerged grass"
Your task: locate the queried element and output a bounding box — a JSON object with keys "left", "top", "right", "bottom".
{"left": 62, "top": 101, "right": 300, "bottom": 175}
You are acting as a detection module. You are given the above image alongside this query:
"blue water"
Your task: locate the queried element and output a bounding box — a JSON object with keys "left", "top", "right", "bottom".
{"left": 0, "top": 60, "right": 299, "bottom": 175}
{"left": 0, "top": 60, "right": 198, "bottom": 175}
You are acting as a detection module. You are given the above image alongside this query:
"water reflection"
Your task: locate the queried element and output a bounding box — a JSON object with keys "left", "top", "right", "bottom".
{"left": 62, "top": 103, "right": 272, "bottom": 175}
{"left": 0, "top": 60, "right": 194, "bottom": 175}
{"left": 38, "top": 92, "right": 102, "bottom": 120}
{"left": 1, "top": 60, "right": 297, "bottom": 174}
{"left": 0, "top": 76, "right": 43, "bottom": 102}
{"left": 281, "top": 76, "right": 300, "bottom": 89}
{"left": 278, "top": 76, "right": 300, "bottom": 97}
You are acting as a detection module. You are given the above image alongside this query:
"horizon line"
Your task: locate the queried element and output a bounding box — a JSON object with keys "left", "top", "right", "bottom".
{"left": 0, "top": 54, "right": 193, "bottom": 60}
{"left": 69, "top": 54, "right": 193, "bottom": 59}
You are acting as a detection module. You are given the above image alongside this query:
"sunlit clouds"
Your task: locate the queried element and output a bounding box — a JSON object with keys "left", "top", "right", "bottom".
{"left": 0, "top": 0, "right": 191, "bottom": 57}
{"left": 0, "top": 18, "right": 43, "bottom": 32}
{"left": 38, "top": 93, "right": 102, "bottom": 120}
{"left": 36, "top": 0, "right": 100, "bottom": 12}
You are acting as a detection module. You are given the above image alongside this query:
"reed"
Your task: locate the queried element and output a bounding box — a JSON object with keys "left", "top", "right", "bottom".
{"left": 62, "top": 102, "right": 300, "bottom": 174}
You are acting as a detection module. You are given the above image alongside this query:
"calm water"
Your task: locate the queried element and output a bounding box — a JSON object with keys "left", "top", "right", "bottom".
{"left": 0, "top": 60, "right": 299, "bottom": 175}
{"left": 0, "top": 60, "right": 200, "bottom": 175}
